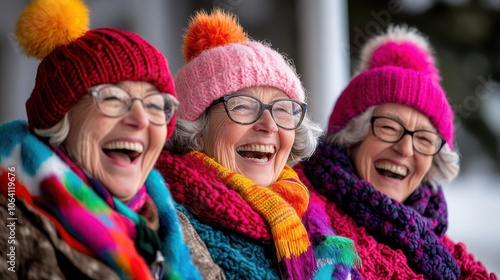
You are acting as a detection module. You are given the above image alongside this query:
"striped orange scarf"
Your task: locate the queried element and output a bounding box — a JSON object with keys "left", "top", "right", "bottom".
{"left": 192, "top": 151, "right": 310, "bottom": 261}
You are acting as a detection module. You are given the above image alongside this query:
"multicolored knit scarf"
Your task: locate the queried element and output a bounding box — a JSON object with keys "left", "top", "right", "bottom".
{"left": 54, "top": 146, "right": 161, "bottom": 231}
{"left": 300, "top": 141, "right": 461, "bottom": 279}
{"left": 156, "top": 150, "right": 361, "bottom": 279}
{"left": 194, "top": 151, "right": 311, "bottom": 261}
{"left": 0, "top": 120, "right": 201, "bottom": 280}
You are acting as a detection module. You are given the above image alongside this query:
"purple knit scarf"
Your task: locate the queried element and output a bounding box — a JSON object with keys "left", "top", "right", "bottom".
{"left": 301, "top": 142, "right": 460, "bottom": 279}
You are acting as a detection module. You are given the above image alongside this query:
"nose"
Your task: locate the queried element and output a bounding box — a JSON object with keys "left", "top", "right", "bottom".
{"left": 122, "top": 100, "right": 149, "bottom": 129}
{"left": 392, "top": 134, "right": 414, "bottom": 157}
{"left": 254, "top": 109, "right": 278, "bottom": 133}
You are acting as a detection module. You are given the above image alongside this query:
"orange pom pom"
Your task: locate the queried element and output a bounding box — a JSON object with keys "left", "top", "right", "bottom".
{"left": 182, "top": 8, "right": 248, "bottom": 62}
{"left": 16, "top": 0, "right": 89, "bottom": 59}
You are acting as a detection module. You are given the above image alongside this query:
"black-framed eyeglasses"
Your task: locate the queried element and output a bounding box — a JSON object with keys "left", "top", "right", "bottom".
{"left": 89, "top": 85, "right": 179, "bottom": 125}
{"left": 211, "top": 93, "right": 307, "bottom": 130}
{"left": 370, "top": 116, "right": 446, "bottom": 156}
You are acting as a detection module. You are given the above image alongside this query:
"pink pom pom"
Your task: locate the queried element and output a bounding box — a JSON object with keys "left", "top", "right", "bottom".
{"left": 369, "top": 42, "right": 440, "bottom": 83}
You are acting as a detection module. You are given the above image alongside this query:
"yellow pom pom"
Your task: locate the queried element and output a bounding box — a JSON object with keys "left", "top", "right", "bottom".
{"left": 16, "top": 0, "right": 89, "bottom": 59}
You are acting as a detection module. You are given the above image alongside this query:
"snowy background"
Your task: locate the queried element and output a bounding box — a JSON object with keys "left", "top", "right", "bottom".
{"left": 444, "top": 160, "right": 500, "bottom": 275}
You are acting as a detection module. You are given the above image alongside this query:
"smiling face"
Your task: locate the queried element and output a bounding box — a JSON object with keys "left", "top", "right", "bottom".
{"left": 350, "top": 103, "right": 435, "bottom": 202}
{"left": 64, "top": 81, "right": 168, "bottom": 201}
{"left": 203, "top": 87, "right": 296, "bottom": 187}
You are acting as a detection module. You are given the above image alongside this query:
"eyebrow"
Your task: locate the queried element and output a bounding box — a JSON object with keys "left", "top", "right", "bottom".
{"left": 381, "top": 112, "right": 436, "bottom": 132}
{"left": 144, "top": 86, "right": 160, "bottom": 92}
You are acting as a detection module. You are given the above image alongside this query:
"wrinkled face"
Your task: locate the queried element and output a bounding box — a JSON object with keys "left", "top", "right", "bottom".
{"left": 203, "top": 87, "right": 296, "bottom": 187}
{"left": 64, "top": 81, "right": 167, "bottom": 201}
{"left": 350, "top": 103, "right": 434, "bottom": 202}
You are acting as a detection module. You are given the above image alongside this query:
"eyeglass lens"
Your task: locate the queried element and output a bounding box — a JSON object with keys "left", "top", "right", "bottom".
{"left": 224, "top": 95, "right": 305, "bottom": 129}
{"left": 372, "top": 117, "right": 443, "bottom": 155}
{"left": 93, "top": 86, "right": 176, "bottom": 125}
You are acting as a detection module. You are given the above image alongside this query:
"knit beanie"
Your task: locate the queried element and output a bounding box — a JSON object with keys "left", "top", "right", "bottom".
{"left": 328, "top": 25, "right": 454, "bottom": 148}
{"left": 175, "top": 8, "right": 305, "bottom": 121}
{"left": 17, "top": 0, "right": 177, "bottom": 139}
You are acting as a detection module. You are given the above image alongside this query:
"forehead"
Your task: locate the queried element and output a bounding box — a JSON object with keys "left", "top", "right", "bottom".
{"left": 115, "top": 81, "right": 157, "bottom": 90}
{"left": 237, "top": 86, "right": 289, "bottom": 101}
{"left": 374, "top": 103, "right": 435, "bottom": 131}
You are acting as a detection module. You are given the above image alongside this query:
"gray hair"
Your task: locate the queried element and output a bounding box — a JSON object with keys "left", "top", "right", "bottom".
{"left": 34, "top": 114, "right": 70, "bottom": 145}
{"left": 165, "top": 109, "right": 323, "bottom": 163}
{"left": 325, "top": 106, "right": 460, "bottom": 187}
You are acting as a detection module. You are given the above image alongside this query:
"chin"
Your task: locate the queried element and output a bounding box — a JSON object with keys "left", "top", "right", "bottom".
{"left": 384, "top": 191, "right": 404, "bottom": 202}
{"left": 244, "top": 174, "right": 270, "bottom": 187}
{"left": 258, "top": 180, "right": 273, "bottom": 187}
{"left": 109, "top": 184, "right": 139, "bottom": 201}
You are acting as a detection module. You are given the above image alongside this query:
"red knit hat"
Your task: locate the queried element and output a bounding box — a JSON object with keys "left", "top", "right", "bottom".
{"left": 16, "top": 0, "right": 177, "bottom": 139}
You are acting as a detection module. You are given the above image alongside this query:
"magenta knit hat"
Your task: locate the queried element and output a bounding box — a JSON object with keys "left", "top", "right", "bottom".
{"left": 17, "top": 0, "right": 177, "bottom": 139}
{"left": 328, "top": 25, "right": 454, "bottom": 148}
{"left": 175, "top": 9, "right": 305, "bottom": 121}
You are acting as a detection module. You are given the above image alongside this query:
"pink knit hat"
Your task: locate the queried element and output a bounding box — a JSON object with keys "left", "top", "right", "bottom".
{"left": 328, "top": 25, "right": 454, "bottom": 148}
{"left": 175, "top": 9, "right": 305, "bottom": 121}
{"left": 17, "top": 0, "right": 176, "bottom": 139}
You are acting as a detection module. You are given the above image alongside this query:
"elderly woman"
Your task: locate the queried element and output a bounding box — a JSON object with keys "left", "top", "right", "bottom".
{"left": 0, "top": 1, "right": 204, "bottom": 279}
{"left": 155, "top": 9, "right": 360, "bottom": 280}
{"left": 294, "top": 25, "right": 498, "bottom": 280}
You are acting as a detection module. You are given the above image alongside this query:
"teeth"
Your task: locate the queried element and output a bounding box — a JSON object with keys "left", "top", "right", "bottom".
{"left": 103, "top": 141, "right": 144, "bottom": 153}
{"left": 247, "top": 157, "right": 268, "bottom": 163}
{"left": 236, "top": 144, "right": 275, "bottom": 154}
{"left": 375, "top": 162, "right": 407, "bottom": 177}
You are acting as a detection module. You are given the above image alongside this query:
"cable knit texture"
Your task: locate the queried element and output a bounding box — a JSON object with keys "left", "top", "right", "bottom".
{"left": 155, "top": 150, "right": 361, "bottom": 280}
{"left": 295, "top": 142, "right": 498, "bottom": 280}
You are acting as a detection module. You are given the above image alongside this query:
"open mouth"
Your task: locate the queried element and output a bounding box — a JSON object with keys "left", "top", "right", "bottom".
{"left": 102, "top": 141, "right": 144, "bottom": 163}
{"left": 375, "top": 161, "right": 408, "bottom": 180}
{"left": 236, "top": 144, "right": 276, "bottom": 163}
